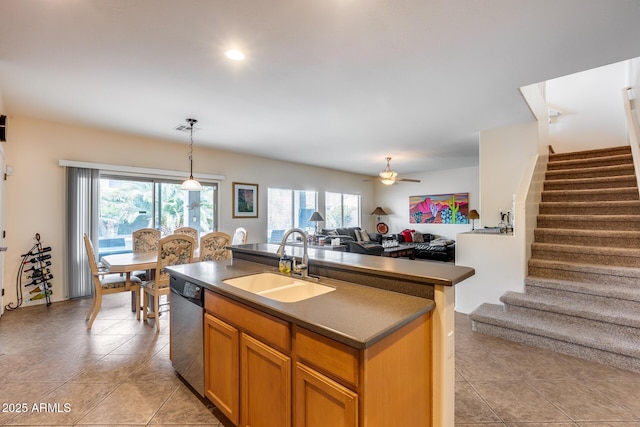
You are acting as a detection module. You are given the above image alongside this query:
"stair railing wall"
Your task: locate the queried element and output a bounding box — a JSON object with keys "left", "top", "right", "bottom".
{"left": 623, "top": 87, "right": 640, "bottom": 193}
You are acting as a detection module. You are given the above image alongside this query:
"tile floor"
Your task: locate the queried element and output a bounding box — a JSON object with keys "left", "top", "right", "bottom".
{"left": 455, "top": 313, "right": 640, "bottom": 426}
{"left": 2, "top": 293, "right": 640, "bottom": 426}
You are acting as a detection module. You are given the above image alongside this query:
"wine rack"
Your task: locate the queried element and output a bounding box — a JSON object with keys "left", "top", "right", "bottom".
{"left": 5, "top": 233, "right": 53, "bottom": 310}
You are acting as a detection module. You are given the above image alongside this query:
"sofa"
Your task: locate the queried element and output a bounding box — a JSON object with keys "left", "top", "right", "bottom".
{"left": 391, "top": 229, "right": 455, "bottom": 262}
{"left": 319, "top": 227, "right": 384, "bottom": 255}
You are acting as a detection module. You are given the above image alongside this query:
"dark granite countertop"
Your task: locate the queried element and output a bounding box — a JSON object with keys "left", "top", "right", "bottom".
{"left": 167, "top": 259, "right": 436, "bottom": 349}
{"left": 231, "top": 243, "right": 475, "bottom": 286}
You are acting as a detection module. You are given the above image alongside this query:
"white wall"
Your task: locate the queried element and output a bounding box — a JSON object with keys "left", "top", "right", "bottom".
{"left": 455, "top": 121, "right": 541, "bottom": 314}
{"left": 479, "top": 122, "right": 539, "bottom": 228}
{"left": 2, "top": 116, "right": 376, "bottom": 309}
{"left": 373, "top": 166, "right": 479, "bottom": 241}
{"left": 546, "top": 61, "right": 629, "bottom": 153}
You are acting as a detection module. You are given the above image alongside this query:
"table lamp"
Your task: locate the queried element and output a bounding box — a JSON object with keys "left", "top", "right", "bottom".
{"left": 309, "top": 211, "right": 324, "bottom": 241}
{"left": 468, "top": 209, "right": 480, "bottom": 231}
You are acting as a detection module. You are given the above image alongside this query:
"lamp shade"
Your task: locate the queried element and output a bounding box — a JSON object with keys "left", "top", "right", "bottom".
{"left": 468, "top": 210, "right": 480, "bottom": 220}
{"left": 309, "top": 211, "right": 324, "bottom": 222}
{"left": 371, "top": 207, "right": 388, "bottom": 216}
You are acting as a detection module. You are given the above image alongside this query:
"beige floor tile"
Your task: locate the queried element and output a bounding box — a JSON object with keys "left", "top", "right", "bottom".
{"left": 530, "top": 380, "right": 638, "bottom": 422}
{"left": 75, "top": 381, "right": 177, "bottom": 425}
{"left": 70, "top": 354, "right": 148, "bottom": 384}
{"left": 586, "top": 380, "right": 640, "bottom": 415}
{"left": 5, "top": 381, "right": 117, "bottom": 426}
{"left": 469, "top": 380, "right": 573, "bottom": 423}
{"left": 455, "top": 381, "right": 502, "bottom": 424}
{"left": 455, "top": 351, "right": 518, "bottom": 381}
{"left": 149, "top": 385, "right": 222, "bottom": 425}
{"left": 0, "top": 382, "right": 65, "bottom": 425}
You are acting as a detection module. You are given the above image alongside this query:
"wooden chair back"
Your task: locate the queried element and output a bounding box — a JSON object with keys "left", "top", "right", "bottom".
{"left": 132, "top": 228, "right": 161, "bottom": 253}
{"left": 154, "top": 234, "right": 195, "bottom": 286}
{"left": 199, "top": 232, "right": 232, "bottom": 261}
{"left": 174, "top": 226, "right": 199, "bottom": 248}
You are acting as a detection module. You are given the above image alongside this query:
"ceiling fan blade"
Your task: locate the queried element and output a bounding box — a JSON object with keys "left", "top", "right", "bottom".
{"left": 363, "top": 177, "right": 420, "bottom": 183}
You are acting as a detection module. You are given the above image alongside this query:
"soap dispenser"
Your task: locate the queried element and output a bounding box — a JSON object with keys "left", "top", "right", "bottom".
{"left": 279, "top": 251, "right": 293, "bottom": 274}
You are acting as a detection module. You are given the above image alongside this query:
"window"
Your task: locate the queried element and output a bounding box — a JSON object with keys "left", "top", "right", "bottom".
{"left": 98, "top": 175, "right": 218, "bottom": 256}
{"left": 325, "top": 192, "right": 360, "bottom": 229}
{"left": 267, "top": 188, "right": 317, "bottom": 242}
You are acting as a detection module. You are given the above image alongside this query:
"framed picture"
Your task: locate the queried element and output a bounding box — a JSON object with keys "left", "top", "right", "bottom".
{"left": 409, "top": 193, "right": 469, "bottom": 224}
{"left": 232, "top": 182, "right": 258, "bottom": 218}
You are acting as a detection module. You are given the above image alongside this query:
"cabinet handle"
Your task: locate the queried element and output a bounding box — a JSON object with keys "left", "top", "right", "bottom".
{"left": 0, "top": 247, "right": 7, "bottom": 251}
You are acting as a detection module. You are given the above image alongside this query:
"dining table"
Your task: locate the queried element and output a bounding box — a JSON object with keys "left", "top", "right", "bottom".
{"left": 100, "top": 249, "right": 200, "bottom": 315}
{"left": 101, "top": 251, "right": 157, "bottom": 314}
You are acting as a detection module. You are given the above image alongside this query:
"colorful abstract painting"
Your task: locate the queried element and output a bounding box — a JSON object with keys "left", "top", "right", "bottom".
{"left": 409, "top": 193, "right": 469, "bottom": 224}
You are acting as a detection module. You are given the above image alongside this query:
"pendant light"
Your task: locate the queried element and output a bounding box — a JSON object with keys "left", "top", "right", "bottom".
{"left": 180, "top": 118, "right": 203, "bottom": 191}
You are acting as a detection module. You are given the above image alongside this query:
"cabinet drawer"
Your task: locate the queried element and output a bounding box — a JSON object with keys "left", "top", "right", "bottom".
{"left": 294, "top": 326, "right": 359, "bottom": 389}
{"left": 205, "top": 290, "right": 290, "bottom": 353}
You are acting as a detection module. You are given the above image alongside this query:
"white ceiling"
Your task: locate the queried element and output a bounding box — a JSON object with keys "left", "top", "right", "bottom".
{"left": 1, "top": 0, "right": 640, "bottom": 176}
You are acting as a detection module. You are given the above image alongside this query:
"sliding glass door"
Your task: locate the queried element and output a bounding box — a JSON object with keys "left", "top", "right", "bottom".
{"left": 98, "top": 175, "right": 218, "bottom": 257}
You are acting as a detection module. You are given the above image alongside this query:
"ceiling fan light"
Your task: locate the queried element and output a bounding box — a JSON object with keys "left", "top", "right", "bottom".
{"left": 381, "top": 178, "right": 396, "bottom": 185}
{"left": 379, "top": 170, "right": 397, "bottom": 180}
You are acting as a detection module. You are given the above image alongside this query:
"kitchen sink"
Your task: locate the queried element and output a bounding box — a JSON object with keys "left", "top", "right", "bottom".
{"left": 223, "top": 272, "right": 335, "bottom": 303}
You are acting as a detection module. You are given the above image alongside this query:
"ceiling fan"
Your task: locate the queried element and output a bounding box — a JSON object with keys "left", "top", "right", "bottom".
{"left": 363, "top": 157, "right": 421, "bottom": 185}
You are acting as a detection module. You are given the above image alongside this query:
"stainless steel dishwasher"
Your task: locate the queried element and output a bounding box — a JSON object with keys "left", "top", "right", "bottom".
{"left": 170, "top": 274, "right": 205, "bottom": 397}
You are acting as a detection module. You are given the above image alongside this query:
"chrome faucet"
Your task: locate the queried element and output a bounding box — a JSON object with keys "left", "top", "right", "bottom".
{"left": 276, "top": 228, "right": 309, "bottom": 277}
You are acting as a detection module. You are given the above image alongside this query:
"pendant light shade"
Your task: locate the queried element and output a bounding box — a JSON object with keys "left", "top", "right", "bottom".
{"left": 180, "top": 118, "right": 203, "bottom": 191}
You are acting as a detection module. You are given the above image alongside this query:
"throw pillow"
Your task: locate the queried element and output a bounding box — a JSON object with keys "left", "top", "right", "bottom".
{"left": 354, "top": 229, "right": 362, "bottom": 242}
{"left": 401, "top": 229, "right": 414, "bottom": 242}
{"left": 411, "top": 231, "right": 424, "bottom": 242}
{"left": 360, "top": 230, "right": 371, "bottom": 242}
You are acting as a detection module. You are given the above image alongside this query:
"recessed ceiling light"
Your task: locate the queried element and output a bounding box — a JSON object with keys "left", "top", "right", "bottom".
{"left": 225, "top": 50, "right": 245, "bottom": 61}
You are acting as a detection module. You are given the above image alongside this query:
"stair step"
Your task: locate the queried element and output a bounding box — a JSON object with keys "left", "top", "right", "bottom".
{"left": 534, "top": 228, "right": 640, "bottom": 248}
{"left": 541, "top": 187, "right": 640, "bottom": 202}
{"left": 547, "top": 153, "right": 633, "bottom": 171}
{"left": 531, "top": 242, "right": 640, "bottom": 268}
{"left": 549, "top": 146, "right": 631, "bottom": 162}
{"left": 538, "top": 200, "right": 640, "bottom": 215}
{"left": 524, "top": 276, "right": 640, "bottom": 302}
{"left": 528, "top": 258, "right": 640, "bottom": 286}
{"left": 545, "top": 163, "right": 636, "bottom": 180}
{"left": 543, "top": 175, "right": 637, "bottom": 191}
{"left": 501, "top": 291, "right": 640, "bottom": 330}
{"left": 536, "top": 214, "right": 640, "bottom": 231}
{"left": 470, "top": 303, "right": 640, "bottom": 372}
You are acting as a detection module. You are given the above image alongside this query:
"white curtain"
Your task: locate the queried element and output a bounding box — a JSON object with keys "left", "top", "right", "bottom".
{"left": 66, "top": 167, "right": 99, "bottom": 298}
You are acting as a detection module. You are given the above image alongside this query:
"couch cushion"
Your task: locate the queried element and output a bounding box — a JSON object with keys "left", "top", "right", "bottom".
{"left": 401, "top": 229, "right": 414, "bottom": 242}
{"left": 360, "top": 229, "right": 371, "bottom": 242}
{"left": 410, "top": 231, "right": 424, "bottom": 242}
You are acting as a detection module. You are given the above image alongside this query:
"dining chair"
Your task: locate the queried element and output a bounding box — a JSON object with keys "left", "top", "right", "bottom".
{"left": 199, "top": 231, "right": 232, "bottom": 261}
{"left": 231, "top": 227, "right": 248, "bottom": 245}
{"left": 83, "top": 234, "right": 141, "bottom": 329}
{"left": 132, "top": 228, "right": 161, "bottom": 281}
{"left": 174, "top": 226, "right": 199, "bottom": 248}
{"left": 141, "top": 234, "right": 195, "bottom": 332}
{"left": 132, "top": 228, "right": 161, "bottom": 252}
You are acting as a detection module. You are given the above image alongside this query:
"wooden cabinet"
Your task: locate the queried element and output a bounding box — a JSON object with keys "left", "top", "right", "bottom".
{"left": 204, "top": 312, "right": 239, "bottom": 425}
{"left": 293, "top": 313, "right": 431, "bottom": 427}
{"left": 294, "top": 362, "right": 358, "bottom": 427}
{"left": 204, "top": 291, "right": 291, "bottom": 427}
{"left": 241, "top": 333, "right": 291, "bottom": 427}
{"left": 204, "top": 289, "right": 432, "bottom": 427}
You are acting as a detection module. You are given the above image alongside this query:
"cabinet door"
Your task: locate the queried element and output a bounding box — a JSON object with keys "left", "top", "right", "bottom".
{"left": 204, "top": 313, "right": 239, "bottom": 425}
{"left": 294, "top": 362, "right": 358, "bottom": 427}
{"left": 241, "top": 333, "right": 291, "bottom": 427}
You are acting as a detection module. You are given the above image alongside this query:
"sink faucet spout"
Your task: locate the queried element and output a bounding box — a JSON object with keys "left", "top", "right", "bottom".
{"left": 276, "top": 228, "right": 309, "bottom": 277}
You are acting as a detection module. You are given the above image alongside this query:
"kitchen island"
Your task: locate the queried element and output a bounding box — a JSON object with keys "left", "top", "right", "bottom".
{"left": 168, "top": 243, "right": 474, "bottom": 427}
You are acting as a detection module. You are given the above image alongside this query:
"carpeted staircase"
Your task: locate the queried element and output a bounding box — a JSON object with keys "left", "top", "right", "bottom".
{"left": 469, "top": 145, "right": 640, "bottom": 372}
